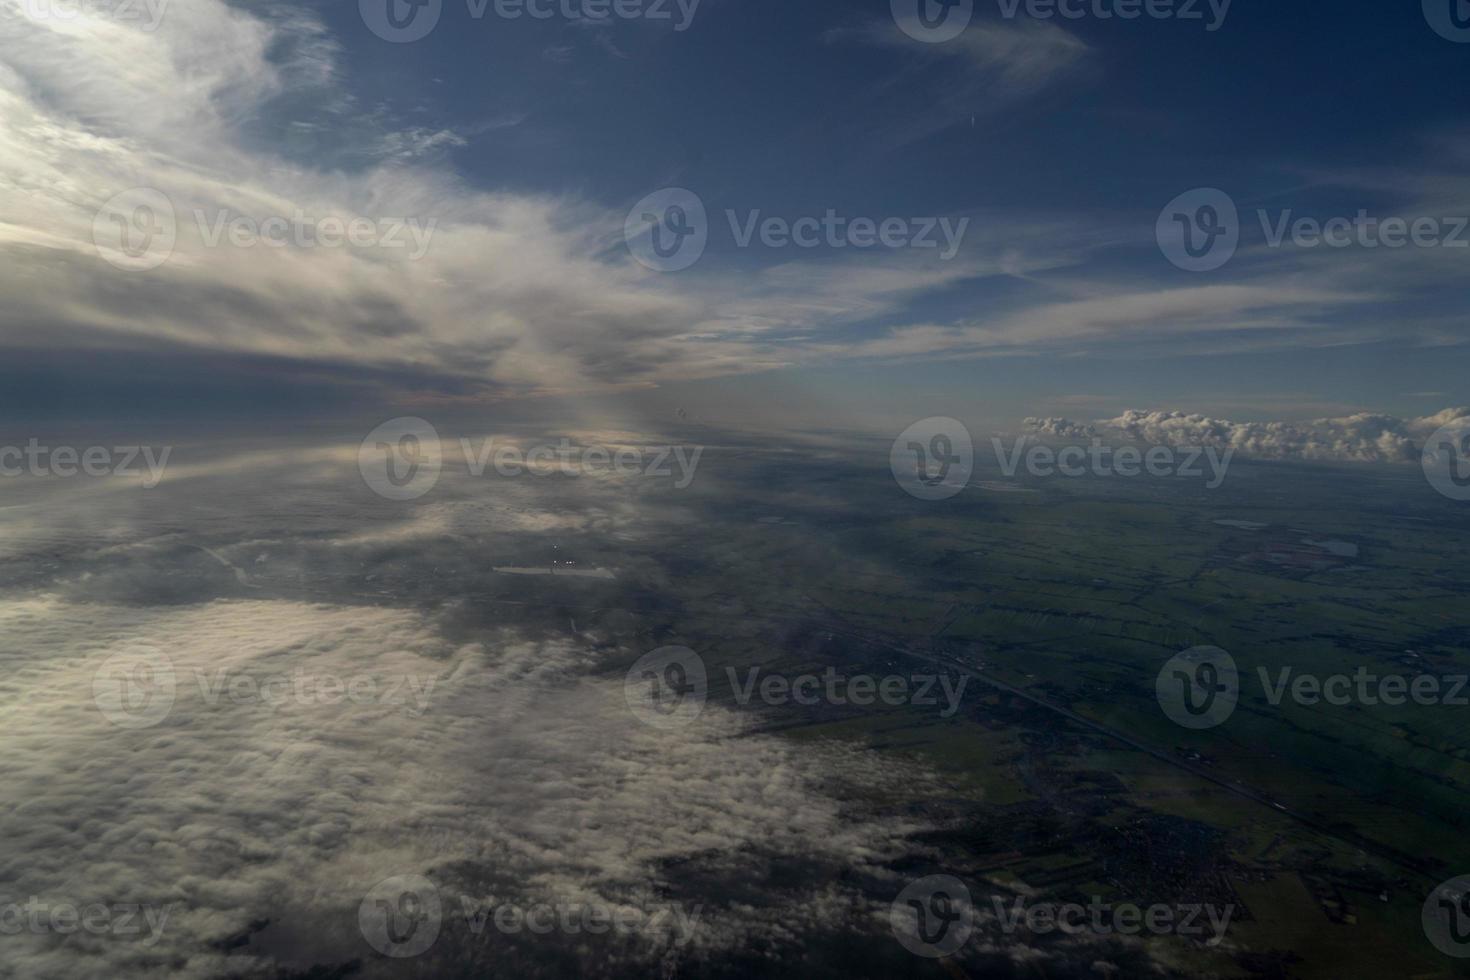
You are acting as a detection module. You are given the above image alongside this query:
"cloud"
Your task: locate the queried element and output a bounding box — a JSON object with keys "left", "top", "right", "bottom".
{"left": 843, "top": 16, "right": 1087, "bottom": 96}
{"left": 825, "top": 17, "right": 1088, "bottom": 146}
{"left": 1, "top": 0, "right": 1456, "bottom": 413}
{"left": 1022, "top": 416, "right": 1096, "bottom": 440}
{"left": 1024, "top": 406, "right": 1470, "bottom": 463}
{"left": 0, "top": 436, "right": 955, "bottom": 977}
{"left": 0, "top": 591, "right": 934, "bottom": 977}
{"left": 944, "top": 19, "right": 1090, "bottom": 93}
{"left": 0, "top": 0, "right": 1049, "bottom": 403}
{"left": 821, "top": 278, "right": 1373, "bottom": 362}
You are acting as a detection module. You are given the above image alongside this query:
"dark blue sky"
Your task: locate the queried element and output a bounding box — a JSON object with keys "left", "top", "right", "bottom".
{"left": 1, "top": 0, "right": 1466, "bottom": 428}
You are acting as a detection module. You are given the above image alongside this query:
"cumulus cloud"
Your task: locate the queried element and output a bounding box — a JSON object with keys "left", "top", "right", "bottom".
{"left": 1024, "top": 407, "right": 1470, "bottom": 463}
{"left": 1022, "top": 416, "right": 1096, "bottom": 440}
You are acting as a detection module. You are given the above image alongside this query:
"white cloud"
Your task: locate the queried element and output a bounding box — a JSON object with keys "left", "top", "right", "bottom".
{"left": 0, "top": 594, "right": 933, "bottom": 977}
{"left": 1025, "top": 406, "right": 1470, "bottom": 463}
{"left": 0, "top": 0, "right": 1015, "bottom": 401}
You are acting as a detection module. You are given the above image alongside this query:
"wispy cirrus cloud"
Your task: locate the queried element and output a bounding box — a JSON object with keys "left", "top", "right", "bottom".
{"left": 0, "top": 0, "right": 1461, "bottom": 413}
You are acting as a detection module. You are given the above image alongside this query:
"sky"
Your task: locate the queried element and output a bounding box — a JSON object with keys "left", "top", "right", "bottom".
{"left": 0, "top": 0, "right": 1467, "bottom": 432}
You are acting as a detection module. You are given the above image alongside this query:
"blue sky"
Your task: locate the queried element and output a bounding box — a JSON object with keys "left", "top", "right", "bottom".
{"left": 0, "top": 0, "right": 1466, "bottom": 430}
